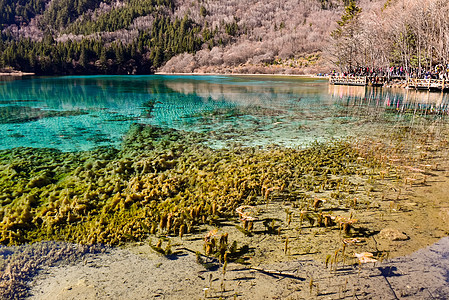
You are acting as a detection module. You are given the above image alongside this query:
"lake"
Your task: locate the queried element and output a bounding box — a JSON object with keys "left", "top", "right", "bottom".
{"left": 2, "top": 75, "right": 449, "bottom": 299}
{"left": 2, "top": 75, "right": 448, "bottom": 152}
{"left": 1, "top": 74, "right": 449, "bottom": 259}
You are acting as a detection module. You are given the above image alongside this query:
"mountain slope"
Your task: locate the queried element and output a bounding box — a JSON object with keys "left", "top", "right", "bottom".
{"left": 0, "top": 0, "right": 372, "bottom": 75}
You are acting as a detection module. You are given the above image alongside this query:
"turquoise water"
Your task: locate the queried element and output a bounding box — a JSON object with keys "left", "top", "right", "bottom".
{"left": 1, "top": 75, "right": 448, "bottom": 152}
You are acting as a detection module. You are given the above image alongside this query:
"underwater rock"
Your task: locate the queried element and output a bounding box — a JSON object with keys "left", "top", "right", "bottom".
{"left": 379, "top": 228, "right": 409, "bottom": 241}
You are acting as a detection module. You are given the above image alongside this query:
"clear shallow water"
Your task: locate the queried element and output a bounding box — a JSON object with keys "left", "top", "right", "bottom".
{"left": 1, "top": 75, "right": 449, "bottom": 152}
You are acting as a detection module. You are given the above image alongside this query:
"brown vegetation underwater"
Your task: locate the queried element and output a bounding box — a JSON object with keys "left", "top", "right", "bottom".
{"left": 1, "top": 112, "right": 449, "bottom": 298}
{"left": 1, "top": 123, "right": 384, "bottom": 246}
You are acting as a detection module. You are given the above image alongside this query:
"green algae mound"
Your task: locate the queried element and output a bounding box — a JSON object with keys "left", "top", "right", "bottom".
{"left": 0, "top": 124, "right": 381, "bottom": 246}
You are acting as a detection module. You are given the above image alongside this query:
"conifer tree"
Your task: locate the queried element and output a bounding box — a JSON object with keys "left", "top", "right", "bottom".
{"left": 330, "top": 0, "right": 362, "bottom": 71}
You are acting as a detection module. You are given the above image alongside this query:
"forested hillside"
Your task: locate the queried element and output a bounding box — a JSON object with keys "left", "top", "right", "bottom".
{"left": 0, "top": 0, "right": 347, "bottom": 74}
{"left": 2, "top": 0, "right": 446, "bottom": 75}
{"left": 0, "top": 0, "right": 203, "bottom": 74}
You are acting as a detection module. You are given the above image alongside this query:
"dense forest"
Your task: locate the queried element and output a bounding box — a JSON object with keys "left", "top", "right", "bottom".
{"left": 0, "top": 0, "right": 344, "bottom": 74}
{"left": 0, "top": 0, "right": 448, "bottom": 75}
{"left": 0, "top": 0, "right": 207, "bottom": 74}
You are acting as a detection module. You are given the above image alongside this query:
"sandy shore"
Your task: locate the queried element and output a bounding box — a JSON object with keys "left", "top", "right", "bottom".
{"left": 27, "top": 236, "right": 449, "bottom": 300}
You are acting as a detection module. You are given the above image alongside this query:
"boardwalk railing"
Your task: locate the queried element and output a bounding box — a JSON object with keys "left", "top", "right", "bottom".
{"left": 407, "top": 78, "right": 447, "bottom": 90}
{"left": 329, "top": 76, "right": 449, "bottom": 91}
{"left": 329, "top": 76, "right": 367, "bottom": 86}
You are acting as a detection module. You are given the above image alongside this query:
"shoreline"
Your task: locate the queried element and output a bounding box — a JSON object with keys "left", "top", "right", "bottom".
{"left": 27, "top": 236, "right": 449, "bottom": 299}
{"left": 9, "top": 155, "right": 449, "bottom": 299}
{"left": 0, "top": 71, "right": 324, "bottom": 79}
{"left": 0, "top": 72, "right": 35, "bottom": 76}
{"left": 2, "top": 124, "right": 449, "bottom": 298}
{"left": 24, "top": 153, "right": 449, "bottom": 299}
{"left": 155, "top": 71, "right": 324, "bottom": 78}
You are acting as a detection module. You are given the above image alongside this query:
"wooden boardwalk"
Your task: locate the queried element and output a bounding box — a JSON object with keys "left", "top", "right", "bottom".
{"left": 329, "top": 76, "right": 386, "bottom": 87}
{"left": 329, "top": 76, "right": 448, "bottom": 91}
{"left": 329, "top": 76, "right": 367, "bottom": 86}
{"left": 407, "top": 78, "right": 448, "bottom": 91}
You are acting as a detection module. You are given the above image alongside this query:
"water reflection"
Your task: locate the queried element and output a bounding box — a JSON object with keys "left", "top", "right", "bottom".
{"left": 0, "top": 76, "right": 334, "bottom": 151}
{"left": 0, "top": 75, "right": 447, "bottom": 152}
{"left": 164, "top": 75, "right": 330, "bottom": 106}
{"left": 329, "top": 84, "right": 449, "bottom": 116}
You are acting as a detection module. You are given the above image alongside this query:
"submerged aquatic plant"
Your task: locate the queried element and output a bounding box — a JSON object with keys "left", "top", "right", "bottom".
{"left": 335, "top": 216, "right": 358, "bottom": 236}
{"left": 0, "top": 241, "right": 102, "bottom": 299}
{"left": 0, "top": 124, "right": 394, "bottom": 247}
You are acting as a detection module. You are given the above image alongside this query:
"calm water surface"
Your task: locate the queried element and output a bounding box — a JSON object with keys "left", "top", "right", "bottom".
{"left": 1, "top": 75, "right": 448, "bottom": 151}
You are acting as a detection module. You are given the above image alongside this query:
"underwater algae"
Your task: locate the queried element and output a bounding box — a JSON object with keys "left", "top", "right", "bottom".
{"left": 1, "top": 115, "right": 448, "bottom": 277}
{"left": 0, "top": 106, "right": 88, "bottom": 124}
{"left": 1, "top": 116, "right": 449, "bottom": 300}
{"left": 0, "top": 123, "right": 389, "bottom": 247}
{"left": 0, "top": 242, "right": 103, "bottom": 299}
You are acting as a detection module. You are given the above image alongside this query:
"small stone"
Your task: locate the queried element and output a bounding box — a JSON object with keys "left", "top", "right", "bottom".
{"left": 379, "top": 228, "right": 409, "bottom": 241}
{"left": 77, "top": 279, "right": 87, "bottom": 286}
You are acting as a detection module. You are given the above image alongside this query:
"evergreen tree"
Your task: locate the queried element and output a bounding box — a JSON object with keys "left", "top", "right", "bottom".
{"left": 79, "top": 48, "right": 88, "bottom": 69}
{"left": 0, "top": 0, "right": 211, "bottom": 74}
{"left": 330, "top": 0, "right": 362, "bottom": 71}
